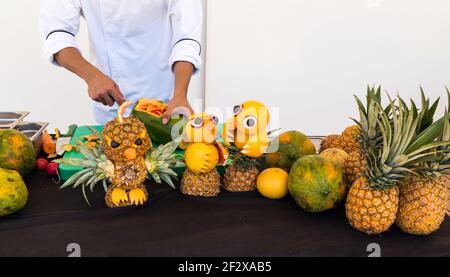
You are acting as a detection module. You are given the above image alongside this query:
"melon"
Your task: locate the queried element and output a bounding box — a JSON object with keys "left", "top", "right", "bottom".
{"left": 288, "top": 155, "right": 346, "bottom": 213}
{"left": 0, "top": 168, "right": 28, "bottom": 217}
{"left": 132, "top": 99, "right": 187, "bottom": 144}
{"left": 0, "top": 129, "right": 36, "bottom": 177}
{"left": 266, "top": 131, "right": 316, "bottom": 172}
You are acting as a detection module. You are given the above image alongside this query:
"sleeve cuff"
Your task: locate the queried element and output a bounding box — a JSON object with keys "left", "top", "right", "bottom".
{"left": 169, "top": 39, "right": 203, "bottom": 74}
{"left": 43, "top": 31, "right": 79, "bottom": 66}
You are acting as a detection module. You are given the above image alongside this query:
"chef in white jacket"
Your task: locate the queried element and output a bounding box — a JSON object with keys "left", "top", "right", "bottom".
{"left": 39, "top": 0, "right": 202, "bottom": 124}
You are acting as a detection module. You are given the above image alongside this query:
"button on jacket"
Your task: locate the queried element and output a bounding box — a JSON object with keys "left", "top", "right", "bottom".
{"left": 39, "top": 0, "right": 203, "bottom": 124}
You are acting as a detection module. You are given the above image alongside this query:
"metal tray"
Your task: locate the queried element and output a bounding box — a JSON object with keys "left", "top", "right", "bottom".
{"left": 308, "top": 136, "right": 325, "bottom": 152}
{"left": 0, "top": 112, "right": 30, "bottom": 128}
{"left": 13, "top": 121, "right": 49, "bottom": 155}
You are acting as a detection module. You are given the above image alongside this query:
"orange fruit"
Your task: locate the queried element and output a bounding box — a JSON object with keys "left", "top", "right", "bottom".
{"left": 257, "top": 168, "right": 289, "bottom": 199}
{"left": 185, "top": 143, "right": 219, "bottom": 174}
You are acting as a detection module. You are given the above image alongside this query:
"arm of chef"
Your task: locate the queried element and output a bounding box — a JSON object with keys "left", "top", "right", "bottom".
{"left": 39, "top": 0, "right": 81, "bottom": 65}
{"left": 169, "top": 0, "right": 203, "bottom": 73}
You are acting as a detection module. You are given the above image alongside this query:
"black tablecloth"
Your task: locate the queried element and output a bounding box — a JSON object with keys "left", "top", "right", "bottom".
{"left": 0, "top": 171, "right": 449, "bottom": 257}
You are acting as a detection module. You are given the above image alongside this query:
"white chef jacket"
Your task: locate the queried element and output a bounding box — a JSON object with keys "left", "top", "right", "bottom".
{"left": 39, "top": 0, "right": 203, "bottom": 124}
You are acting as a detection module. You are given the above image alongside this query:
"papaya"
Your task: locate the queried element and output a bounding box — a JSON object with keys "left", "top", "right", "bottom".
{"left": 0, "top": 168, "right": 28, "bottom": 217}
{"left": 288, "top": 155, "right": 346, "bottom": 213}
{"left": 132, "top": 99, "right": 187, "bottom": 144}
{"left": 266, "top": 131, "right": 316, "bottom": 172}
{"left": 0, "top": 129, "right": 36, "bottom": 177}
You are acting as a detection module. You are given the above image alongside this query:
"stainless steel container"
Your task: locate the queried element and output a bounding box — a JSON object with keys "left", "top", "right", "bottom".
{"left": 13, "top": 122, "right": 49, "bottom": 155}
{"left": 0, "top": 112, "right": 29, "bottom": 129}
{"left": 0, "top": 112, "right": 48, "bottom": 155}
{"left": 308, "top": 136, "right": 325, "bottom": 153}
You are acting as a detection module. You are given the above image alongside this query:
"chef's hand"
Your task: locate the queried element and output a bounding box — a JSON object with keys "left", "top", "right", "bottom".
{"left": 163, "top": 96, "right": 194, "bottom": 124}
{"left": 87, "top": 72, "right": 126, "bottom": 107}
{"left": 53, "top": 48, "right": 126, "bottom": 107}
{"left": 163, "top": 61, "right": 196, "bottom": 124}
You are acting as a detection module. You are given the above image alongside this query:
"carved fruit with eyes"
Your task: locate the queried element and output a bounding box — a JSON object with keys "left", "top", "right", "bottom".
{"left": 102, "top": 101, "right": 152, "bottom": 208}
{"left": 103, "top": 118, "right": 151, "bottom": 163}
{"left": 222, "top": 100, "right": 270, "bottom": 158}
{"left": 182, "top": 113, "right": 228, "bottom": 174}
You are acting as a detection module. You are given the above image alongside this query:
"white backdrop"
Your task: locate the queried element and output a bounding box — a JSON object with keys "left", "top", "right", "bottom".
{"left": 0, "top": 0, "right": 207, "bottom": 131}
{"left": 205, "top": 0, "right": 450, "bottom": 135}
{"left": 1, "top": 1, "right": 450, "bottom": 135}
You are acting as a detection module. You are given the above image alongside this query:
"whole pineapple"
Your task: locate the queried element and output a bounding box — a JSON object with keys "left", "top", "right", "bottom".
{"left": 319, "top": 135, "right": 344, "bottom": 152}
{"left": 346, "top": 177, "right": 399, "bottom": 235}
{"left": 181, "top": 169, "right": 221, "bottom": 197}
{"left": 396, "top": 177, "right": 448, "bottom": 235}
{"left": 343, "top": 86, "right": 383, "bottom": 185}
{"left": 343, "top": 150, "right": 366, "bottom": 185}
{"left": 346, "top": 95, "right": 443, "bottom": 235}
{"left": 396, "top": 107, "right": 450, "bottom": 235}
{"left": 223, "top": 154, "right": 259, "bottom": 192}
{"left": 344, "top": 87, "right": 441, "bottom": 189}
{"left": 341, "top": 125, "right": 360, "bottom": 154}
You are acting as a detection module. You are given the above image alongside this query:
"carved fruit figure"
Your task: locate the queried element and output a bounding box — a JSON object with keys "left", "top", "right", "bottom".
{"left": 181, "top": 113, "right": 228, "bottom": 197}
{"left": 103, "top": 102, "right": 152, "bottom": 208}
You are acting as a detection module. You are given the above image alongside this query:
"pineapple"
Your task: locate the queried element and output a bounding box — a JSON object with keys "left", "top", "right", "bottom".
{"left": 181, "top": 169, "right": 221, "bottom": 197}
{"left": 396, "top": 176, "right": 448, "bottom": 235}
{"left": 343, "top": 150, "right": 366, "bottom": 185}
{"left": 343, "top": 86, "right": 383, "bottom": 185}
{"left": 396, "top": 107, "right": 450, "bottom": 235}
{"left": 346, "top": 177, "right": 399, "bottom": 235}
{"left": 341, "top": 125, "right": 361, "bottom": 154}
{"left": 344, "top": 87, "right": 441, "bottom": 189}
{"left": 223, "top": 153, "right": 259, "bottom": 192}
{"left": 319, "top": 135, "right": 344, "bottom": 152}
{"left": 346, "top": 95, "right": 446, "bottom": 235}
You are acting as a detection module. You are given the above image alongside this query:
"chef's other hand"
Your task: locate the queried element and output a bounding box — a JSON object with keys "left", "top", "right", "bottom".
{"left": 88, "top": 72, "right": 126, "bottom": 107}
{"left": 163, "top": 96, "right": 194, "bottom": 124}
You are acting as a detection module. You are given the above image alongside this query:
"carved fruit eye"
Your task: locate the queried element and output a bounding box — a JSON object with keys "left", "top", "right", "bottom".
{"left": 135, "top": 138, "right": 143, "bottom": 146}
{"left": 191, "top": 117, "right": 204, "bottom": 128}
{"left": 111, "top": 141, "right": 120, "bottom": 148}
{"left": 243, "top": 116, "right": 257, "bottom": 129}
{"left": 233, "top": 105, "right": 243, "bottom": 116}
{"left": 210, "top": 115, "right": 219, "bottom": 125}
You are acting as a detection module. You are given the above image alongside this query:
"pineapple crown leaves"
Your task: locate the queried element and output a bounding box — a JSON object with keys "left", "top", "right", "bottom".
{"left": 419, "top": 105, "right": 450, "bottom": 179}
{"left": 410, "top": 87, "right": 440, "bottom": 135}
{"left": 365, "top": 95, "right": 450, "bottom": 189}
{"left": 145, "top": 136, "right": 184, "bottom": 189}
{"left": 226, "top": 143, "right": 259, "bottom": 169}
{"left": 351, "top": 86, "right": 385, "bottom": 164}
{"left": 54, "top": 138, "right": 112, "bottom": 206}
{"left": 406, "top": 88, "right": 450, "bottom": 155}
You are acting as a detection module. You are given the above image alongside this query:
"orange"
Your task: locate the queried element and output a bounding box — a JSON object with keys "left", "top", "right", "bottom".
{"left": 257, "top": 168, "right": 289, "bottom": 199}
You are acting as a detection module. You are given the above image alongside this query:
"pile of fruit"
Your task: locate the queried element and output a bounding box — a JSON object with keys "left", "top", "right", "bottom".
{"left": 2, "top": 90, "right": 448, "bottom": 238}
{"left": 0, "top": 129, "right": 35, "bottom": 217}
{"left": 317, "top": 87, "right": 450, "bottom": 235}
{"left": 247, "top": 87, "right": 449, "bottom": 236}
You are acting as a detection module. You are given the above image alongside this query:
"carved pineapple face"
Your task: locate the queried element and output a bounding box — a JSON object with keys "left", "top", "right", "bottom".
{"left": 103, "top": 116, "right": 151, "bottom": 162}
